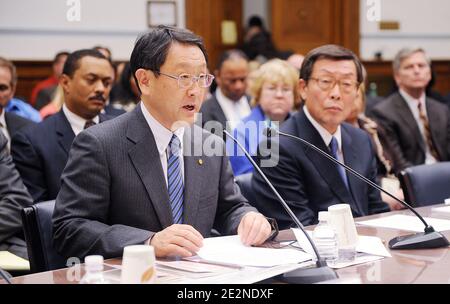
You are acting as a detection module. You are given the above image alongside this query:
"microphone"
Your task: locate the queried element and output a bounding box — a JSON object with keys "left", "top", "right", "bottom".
{"left": 264, "top": 127, "right": 449, "bottom": 250}
{"left": 224, "top": 130, "right": 338, "bottom": 284}
{"left": 0, "top": 267, "right": 12, "bottom": 284}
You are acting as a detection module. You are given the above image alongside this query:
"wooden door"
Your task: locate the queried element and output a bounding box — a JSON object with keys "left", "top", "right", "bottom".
{"left": 271, "top": 0, "right": 359, "bottom": 56}
{"left": 185, "top": 0, "right": 243, "bottom": 71}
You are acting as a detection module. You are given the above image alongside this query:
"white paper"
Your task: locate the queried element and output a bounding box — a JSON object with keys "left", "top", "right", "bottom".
{"left": 356, "top": 235, "right": 391, "bottom": 257}
{"left": 357, "top": 214, "right": 450, "bottom": 232}
{"left": 431, "top": 206, "right": 450, "bottom": 214}
{"left": 196, "top": 235, "right": 312, "bottom": 267}
{"left": 291, "top": 229, "right": 391, "bottom": 258}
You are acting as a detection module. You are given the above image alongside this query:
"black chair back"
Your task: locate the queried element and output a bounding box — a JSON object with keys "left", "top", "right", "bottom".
{"left": 399, "top": 162, "right": 450, "bottom": 207}
{"left": 21, "top": 200, "right": 66, "bottom": 273}
{"left": 235, "top": 173, "right": 256, "bottom": 204}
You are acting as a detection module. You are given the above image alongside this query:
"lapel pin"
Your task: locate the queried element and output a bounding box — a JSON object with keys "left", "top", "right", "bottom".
{"left": 198, "top": 159, "right": 203, "bottom": 165}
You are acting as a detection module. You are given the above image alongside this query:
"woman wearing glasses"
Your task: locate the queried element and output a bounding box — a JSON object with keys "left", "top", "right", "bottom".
{"left": 227, "top": 59, "right": 300, "bottom": 176}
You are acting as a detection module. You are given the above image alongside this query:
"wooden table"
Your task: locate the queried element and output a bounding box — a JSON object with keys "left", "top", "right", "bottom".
{"left": 3, "top": 205, "right": 450, "bottom": 284}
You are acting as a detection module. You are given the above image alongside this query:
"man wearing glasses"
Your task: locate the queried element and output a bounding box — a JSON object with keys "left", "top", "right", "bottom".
{"left": 252, "top": 45, "right": 389, "bottom": 229}
{"left": 53, "top": 26, "right": 275, "bottom": 260}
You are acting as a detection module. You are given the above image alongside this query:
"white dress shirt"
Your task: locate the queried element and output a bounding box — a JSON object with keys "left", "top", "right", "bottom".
{"left": 399, "top": 89, "right": 437, "bottom": 164}
{"left": 62, "top": 104, "right": 100, "bottom": 136}
{"left": 304, "top": 105, "right": 346, "bottom": 170}
{"left": 0, "top": 110, "right": 11, "bottom": 152}
{"left": 140, "top": 102, "right": 185, "bottom": 187}
{"left": 215, "top": 88, "right": 251, "bottom": 130}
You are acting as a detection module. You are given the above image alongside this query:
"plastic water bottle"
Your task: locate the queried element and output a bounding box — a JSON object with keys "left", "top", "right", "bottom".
{"left": 79, "top": 255, "right": 110, "bottom": 284}
{"left": 313, "top": 211, "right": 338, "bottom": 265}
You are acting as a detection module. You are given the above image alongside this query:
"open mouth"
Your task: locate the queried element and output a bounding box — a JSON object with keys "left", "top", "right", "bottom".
{"left": 183, "top": 105, "right": 195, "bottom": 111}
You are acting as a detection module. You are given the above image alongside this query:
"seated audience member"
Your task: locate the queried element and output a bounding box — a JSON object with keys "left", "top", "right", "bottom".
{"left": 241, "top": 15, "right": 282, "bottom": 62}
{"left": 11, "top": 49, "right": 114, "bottom": 203}
{"left": 199, "top": 49, "right": 251, "bottom": 133}
{"left": 227, "top": 59, "right": 299, "bottom": 176}
{"left": 0, "top": 57, "right": 41, "bottom": 123}
{"left": 252, "top": 45, "right": 389, "bottom": 228}
{"left": 370, "top": 48, "right": 450, "bottom": 173}
{"left": 30, "top": 51, "right": 68, "bottom": 107}
{"left": 109, "top": 62, "right": 140, "bottom": 112}
{"left": 1, "top": 79, "right": 34, "bottom": 151}
{"left": 53, "top": 26, "right": 275, "bottom": 260}
{"left": 39, "top": 85, "right": 64, "bottom": 119}
{"left": 346, "top": 84, "right": 404, "bottom": 210}
{"left": 0, "top": 133, "right": 33, "bottom": 259}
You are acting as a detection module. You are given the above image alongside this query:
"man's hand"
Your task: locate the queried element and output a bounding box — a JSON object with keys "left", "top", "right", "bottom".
{"left": 150, "top": 224, "right": 204, "bottom": 258}
{"left": 237, "top": 212, "right": 272, "bottom": 246}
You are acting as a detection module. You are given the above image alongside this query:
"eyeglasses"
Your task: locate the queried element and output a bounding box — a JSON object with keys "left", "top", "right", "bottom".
{"left": 156, "top": 71, "right": 215, "bottom": 88}
{"left": 309, "top": 77, "right": 359, "bottom": 94}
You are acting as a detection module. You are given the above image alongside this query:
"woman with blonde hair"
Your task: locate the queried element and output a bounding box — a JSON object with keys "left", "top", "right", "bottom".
{"left": 227, "top": 58, "right": 300, "bottom": 175}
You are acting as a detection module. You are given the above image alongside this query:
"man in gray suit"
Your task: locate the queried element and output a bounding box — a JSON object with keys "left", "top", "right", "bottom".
{"left": 53, "top": 26, "right": 275, "bottom": 260}
{"left": 0, "top": 132, "right": 33, "bottom": 259}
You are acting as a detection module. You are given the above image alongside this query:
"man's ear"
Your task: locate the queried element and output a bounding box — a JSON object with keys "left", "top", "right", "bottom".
{"left": 299, "top": 79, "right": 308, "bottom": 101}
{"left": 59, "top": 74, "right": 70, "bottom": 95}
{"left": 135, "top": 69, "right": 153, "bottom": 96}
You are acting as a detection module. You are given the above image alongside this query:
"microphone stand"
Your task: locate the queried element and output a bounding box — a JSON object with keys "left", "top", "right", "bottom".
{"left": 271, "top": 128, "right": 449, "bottom": 250}
{"left": 224, "top": 130, "right": 338, "bottom": 283}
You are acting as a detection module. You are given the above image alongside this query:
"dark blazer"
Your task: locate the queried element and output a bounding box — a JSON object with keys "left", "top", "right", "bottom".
{"left": 370, "top": 92, "right": 450, "bottom": 173}
{"left": 11, "top": 110, "right": 111, "bottom": 203}
{"left": 252, "top": 110, "right": 389, "bottom": 229}
{"left": 0, "top": 133, "right": 33, "bottom": 257}
{"left": 5, "top": 111, "right": 34, "bottom": 139}
{"left": 104, "top": 103, "right": 126, "bottom": 117}
{"left": 199, "top": 93, "right": 228, "bottom": 130}
{"left": 52, "top": 104, "right": 257, "bottom": 259}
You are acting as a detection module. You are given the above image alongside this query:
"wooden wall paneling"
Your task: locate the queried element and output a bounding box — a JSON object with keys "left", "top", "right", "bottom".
{"left": 186, "top": 0, "right": 242, "bottom": 71}
{"left": 271, "top": 0, "right": 359, "bottom": 56}
{"left": 13, "top": 61, "right": 52, "bottom": 103}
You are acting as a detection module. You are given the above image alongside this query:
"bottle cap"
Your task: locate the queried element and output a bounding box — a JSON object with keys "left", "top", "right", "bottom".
{"left": 318, "top": 211, "right": 329, "bottom": 222}
{"left": 84, "top": 255, "right": 104, "bottom": 271}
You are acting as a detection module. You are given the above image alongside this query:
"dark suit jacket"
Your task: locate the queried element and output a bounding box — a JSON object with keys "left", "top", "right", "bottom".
{"left": 5, "top": 112, "right": 34, "bottom": 139}
{"left": 11, "top": 110, "right": 111, "bottom": 203}
{"left": 104, "top": 103, "right": 126, "bottom": 117}
{"left": 252, "top": 110, "right": 389, "bottom": 229}
{"left": 0, "top": 133, "right": 33, "bottom": 257}
{"left": 370, "top": 92, "right": 450, "bottom": 173}
{"left": 52, "top": 104, "right": 257, "bottom": 259}
{"left": 199, "top": 93, "right": 251, "bottom": 132}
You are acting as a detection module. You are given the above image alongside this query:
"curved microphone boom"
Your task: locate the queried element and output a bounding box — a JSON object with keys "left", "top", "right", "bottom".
{"left": 224, "top": 130, "right": 338, "bottom": 284}
{"left": 265, "top": 127, "right": 449, "bottom": 250}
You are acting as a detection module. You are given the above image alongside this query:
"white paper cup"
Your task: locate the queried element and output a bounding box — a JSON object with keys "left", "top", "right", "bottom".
{"left": 120, "top": 245, "right": 156, "bottom": 284}
{"left": 327, "top": 204, "right": 358, "bottom": 262}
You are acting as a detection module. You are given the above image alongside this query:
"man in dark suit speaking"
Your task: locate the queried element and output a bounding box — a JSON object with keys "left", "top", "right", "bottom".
{"left": 252, "top": 45, "right": 389, "bottom": 228}
{"left": 53, "top": 26, "right": 274, "bottom": 260}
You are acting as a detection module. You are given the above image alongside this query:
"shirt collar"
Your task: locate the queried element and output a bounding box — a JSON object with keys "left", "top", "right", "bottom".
{"left": 399, "top": 89, "right": 426, "bottom": 109}
{"left": 62, "top": 104, "right": 100, "bottom": 136}
{"left": 303, "top": 106, "right": 342, "bottom": 151}
{"left": 0, "top": 109, "right": 6, "bottom": 128}
{"left": 140, "top": 102, "right": 184, "bottom": 156}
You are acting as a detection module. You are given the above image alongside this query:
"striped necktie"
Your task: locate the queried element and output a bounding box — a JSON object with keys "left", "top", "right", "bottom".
{"left": 417, "top": 102, "right": 440, "bottom": 161}
{"left": 84, "top": 120, "right": 96, "bottom": 129}
{"left": 329, "top": 136, "right": 349, "bottom": 190}
{"left": 167, "top": 134, "right": 184, "bottom": 224}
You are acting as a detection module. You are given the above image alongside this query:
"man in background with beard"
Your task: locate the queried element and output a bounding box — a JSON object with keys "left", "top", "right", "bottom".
{"left": 11, "top": 49, "right": 114, "bottom": 203}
